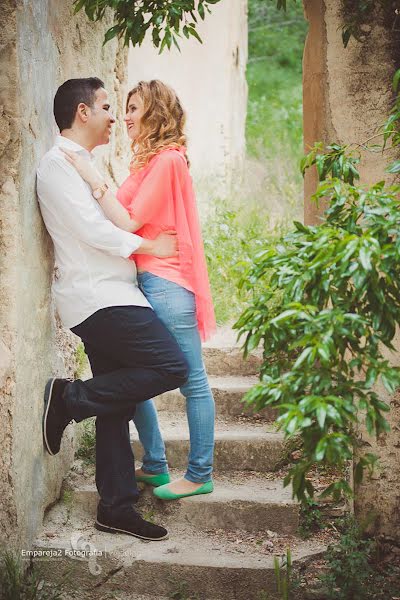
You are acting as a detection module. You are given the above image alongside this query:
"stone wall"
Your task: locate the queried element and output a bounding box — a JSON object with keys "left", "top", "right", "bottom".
{"left": 303, "top": 0, "right": 400, "bottom": 537}
{"left": 0, "top": 0, "right": 128, "bottom": 550}
{"left": 127, "top": 0, "right": 248, "bottom": 212}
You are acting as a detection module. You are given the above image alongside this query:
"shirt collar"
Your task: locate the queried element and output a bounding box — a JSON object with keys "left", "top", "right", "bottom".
{"left": 55, "top": 135, "right": 95, "bottom": 160}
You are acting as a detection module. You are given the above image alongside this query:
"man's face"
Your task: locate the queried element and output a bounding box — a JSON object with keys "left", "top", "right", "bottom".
{"left": 86, "top": 87, "right": 115, "bottom": 146}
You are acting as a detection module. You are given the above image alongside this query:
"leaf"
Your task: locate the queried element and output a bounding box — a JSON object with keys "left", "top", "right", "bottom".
{"left": 359, "top": 245, "right": 372, "bottom": 271}
{"left": 186, "top": 25, "right": 203, "bottom": 44}
{"left": 103, "top": 25, "right": 121, "bottom": 44}
{"left": 315, "top": 438, "right": 327, "bottom": 461}
{"left": 342, "top": 27, "right": 352, "bottom": 48}
{"left": 270, "top": 309, "right": 298, "bottom": 324}
{"left": 316, "top": 406, "right": 327, "bottom": 429}
{"left": 198, "top": 2, "right": 205, "bottom": 19}
{"left": 293, "top": 346, "right": 313, "bottom": 369}
{"left": 73, "top": 0, "right": 86, "bottom": 14}
{"left": 386, "top": 160, "right": 400, "bottom": 173}
{"left": 172, "top": 34, "right": 181, "bottom": 52}
{"left": 393, "top": 69, "right": 400, "bottom": 92}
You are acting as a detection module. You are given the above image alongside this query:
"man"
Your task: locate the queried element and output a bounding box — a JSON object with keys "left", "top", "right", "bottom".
{"left": 37, "top": 77, "right": 188, "bottom": 541}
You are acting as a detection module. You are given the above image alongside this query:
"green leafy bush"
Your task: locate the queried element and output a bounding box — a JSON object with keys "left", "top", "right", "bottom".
{"left": 320, "top": 518, "right": 374, "bottom": 600}
{"left": 235, "top": 142, "right": 400, "bottom": 502}
{"left": 318, "top": 516, "right": 400, "bottom": 600}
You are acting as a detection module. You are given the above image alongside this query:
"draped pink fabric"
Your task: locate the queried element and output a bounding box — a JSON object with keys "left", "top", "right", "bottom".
{"left": 116, "top": 147, "right": 216, "bottom": 341}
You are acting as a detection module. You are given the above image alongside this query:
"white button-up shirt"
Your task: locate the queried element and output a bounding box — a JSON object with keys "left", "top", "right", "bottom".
{"left": 36, "top": 136, "right": 150, "bottom": 329}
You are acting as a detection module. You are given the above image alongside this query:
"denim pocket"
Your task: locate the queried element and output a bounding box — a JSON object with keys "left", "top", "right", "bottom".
{"left": 138, "top": 272, "right": 167, "bottom": 299}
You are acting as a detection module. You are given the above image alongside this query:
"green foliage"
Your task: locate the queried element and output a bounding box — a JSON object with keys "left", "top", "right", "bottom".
{"left": 340, "top": 0, "right": 376, "bottom": 47}
{"left": 383, "top": 67, "right": 400, "bottom": 174}
{"left": 0, "top": 551, "right": 64, "bottom": 600}
{"left": 319, "top": 517, "right": 374, "bottom": 600}
{"left": 274, "top": 0, "right": 396, "bottom": 49}
{"left": 257, "top": 549, "right": 293, "bottom": 600}
{"left": 300, "top": 143, "right": 360, "bottom": 185}
{"left": 318, "top": 514, "right": 400, "bottom": 600}
{"left": 298, "top": 497, "right": 325, "bottom": 539}
{"left": 76, "top": 417, "right": 96, "bottom": 465}
{"left": 73, "top": 342, "right": 88, "bottom": 379}
{"left": 247, "top": 1, "right": 307, "bottom": 163}
{"left": 246, "top": 0, "right": 306, "bottom": 236}
{"left": 73, "top": 0, "right": 221, "bottom": 50}
{"left": 203, "top": 200, "right": 279, "bottom": 324}
{"left": 60, "top": 489, "right": 74, "bottom": 525}
{"left": 274, "top": 548, "right": 292, "bottom": 600}
{"left": 235, "top": 139, "right": 400, "bottom": 502}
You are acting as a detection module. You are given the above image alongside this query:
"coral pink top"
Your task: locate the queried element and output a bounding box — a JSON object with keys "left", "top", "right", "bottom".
{"left": 116, "top": 147, "right": 216, "bottom": 342}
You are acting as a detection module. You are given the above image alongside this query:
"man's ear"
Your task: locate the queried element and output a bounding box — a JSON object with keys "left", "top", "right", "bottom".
{"left": 76, "top": 102, "right": 89, "bottom": 124}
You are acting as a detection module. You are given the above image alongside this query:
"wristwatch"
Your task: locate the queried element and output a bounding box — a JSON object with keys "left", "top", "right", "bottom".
{"left": 92, "top": 183, "right": 109, "bottom": 200}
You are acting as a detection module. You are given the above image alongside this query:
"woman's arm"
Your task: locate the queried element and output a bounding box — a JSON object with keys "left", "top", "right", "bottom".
{"left": 60, "top": 148, "right": 142, "bottom": 233}
{"left": 96, "top": 183, "right": 143, "bottom": 233}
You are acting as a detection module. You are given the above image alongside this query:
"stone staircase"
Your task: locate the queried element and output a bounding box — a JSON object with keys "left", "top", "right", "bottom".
{"left": 33, "top": 328, "right": 326, "bottom": 600}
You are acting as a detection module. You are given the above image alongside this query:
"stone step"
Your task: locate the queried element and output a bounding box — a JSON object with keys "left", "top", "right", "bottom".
{"left": 202, "top": 326, "right": 262, "bottom": 377}
{"left": 154, "top": 375, "right": 276, "bottom": 420}
{"left": 66, "top": 473, "right": 299, "bottom": 535}
{"left": 34, "top": 511, "right": 325, "bottom": 600}
{"left": 130, "top": 416, "right": 287, "bottom": 473}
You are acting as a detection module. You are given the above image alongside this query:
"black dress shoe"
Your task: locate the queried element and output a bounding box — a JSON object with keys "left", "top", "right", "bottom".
{"left": 43, "top": 378, "right": 72, "bottom": 455}
{"left": 95, "top": 504, "right": 169, "bottom": 541}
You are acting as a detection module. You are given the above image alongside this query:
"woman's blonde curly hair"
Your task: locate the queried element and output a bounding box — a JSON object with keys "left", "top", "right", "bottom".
{"left": 127, "top": 79, "right": 189, "bottom": 173}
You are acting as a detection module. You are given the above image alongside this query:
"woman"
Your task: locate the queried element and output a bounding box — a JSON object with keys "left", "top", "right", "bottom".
{"left": 62, "top": 80, "right": 216, "bottom": 500}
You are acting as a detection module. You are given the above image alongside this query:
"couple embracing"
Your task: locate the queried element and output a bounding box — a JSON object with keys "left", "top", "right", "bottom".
{"left": 37, "top": 77, "right": 216, "bottom": 541}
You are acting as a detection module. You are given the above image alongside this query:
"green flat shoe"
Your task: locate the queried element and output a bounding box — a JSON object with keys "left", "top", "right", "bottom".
{"left": 135, "top": 472, "right": 171, "bottom": 487}
{"left": 153, "top": 480, "right": 214, "bottom": 500}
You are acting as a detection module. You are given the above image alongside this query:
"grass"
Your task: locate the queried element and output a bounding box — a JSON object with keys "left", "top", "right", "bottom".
{"left": 0, "top": 551, "right": 65, "bottom": 600}
{"left": 203, "top": 1, "right": 307, "bottom": 325}
{"left": 246, "top": 0, "right": 307, "bottom": 163}
{"left": 75, "top": 417, "right": 96, "bottom": 465}
{"left": 203, "top": 198, "right": 278, "bottom": 324}
{"left": 73, "top": 342, "right": 88, "bottom": 379}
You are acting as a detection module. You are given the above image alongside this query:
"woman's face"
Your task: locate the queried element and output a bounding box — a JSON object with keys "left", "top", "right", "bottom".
{"left": 124, "top": 92, "right": 145, "bottom": 141}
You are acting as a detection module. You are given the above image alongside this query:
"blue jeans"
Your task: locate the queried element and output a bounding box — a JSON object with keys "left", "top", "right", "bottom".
{"left": 133, "top": 272, "right": 215, "bottom": 483}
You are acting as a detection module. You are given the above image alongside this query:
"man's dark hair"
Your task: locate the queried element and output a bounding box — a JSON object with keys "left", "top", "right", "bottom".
{"left": 53, "top": 77, "right": 105, "bottom": 131}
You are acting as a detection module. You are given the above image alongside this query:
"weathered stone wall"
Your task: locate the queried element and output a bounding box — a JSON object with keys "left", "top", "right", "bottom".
{"left": 303, "top": 0, "right": 397, "bottom": 221}
{"left": 127, "top": 0, "right": 248, "bottom": 211}
{"left": 303, "top": 0, "right": 400, "bottom": 537}
{"left": 0, "top": 0, "right": 128, "bottom": 549}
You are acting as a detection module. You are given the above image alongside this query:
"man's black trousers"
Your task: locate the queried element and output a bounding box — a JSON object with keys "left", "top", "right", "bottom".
{"left": 65, "top": 305, "right": 188, "bottom": 510}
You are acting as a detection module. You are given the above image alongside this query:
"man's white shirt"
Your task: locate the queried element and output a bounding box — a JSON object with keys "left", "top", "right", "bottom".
{"left": 36, "top": 136, "right": 150, "bottom": 329}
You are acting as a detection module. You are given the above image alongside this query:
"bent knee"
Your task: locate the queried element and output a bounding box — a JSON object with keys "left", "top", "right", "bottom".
{"left": 171, "top": 356, "right": 189, "bottom": 386}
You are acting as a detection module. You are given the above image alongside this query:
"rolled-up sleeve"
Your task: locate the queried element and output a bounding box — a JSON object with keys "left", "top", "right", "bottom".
{"left": 37, "top": 156, "right": 142, "bottom": 258}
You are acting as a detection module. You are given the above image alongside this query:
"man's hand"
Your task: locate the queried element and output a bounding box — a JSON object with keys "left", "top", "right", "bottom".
{"left": 135, "top": 230, "right": 178, "bottom": 257}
